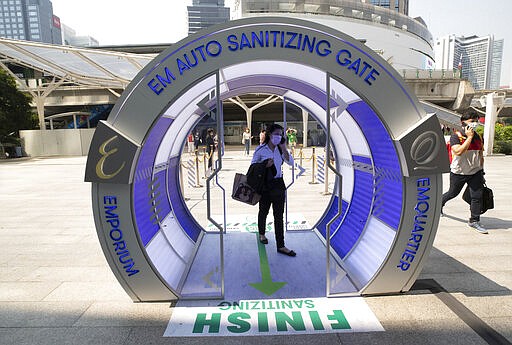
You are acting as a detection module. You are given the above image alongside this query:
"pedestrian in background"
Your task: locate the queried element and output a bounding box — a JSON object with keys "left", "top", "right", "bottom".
{"left": 193, "top": 130, "right": 201, "bottom": 151}
{"left": 259, "top": 129, "right": 266, "bottom": 145}
{"left": 187, "top": 132, "right": 194, "bottom": 153}
{"left": 242, "top": 127, "right": 252, "bottom": 156}
{"left": 442, "top": 112, "right": 487, "bottom": 234}
{"left": 206, "top": 128, "right": 216, "bottom": 175}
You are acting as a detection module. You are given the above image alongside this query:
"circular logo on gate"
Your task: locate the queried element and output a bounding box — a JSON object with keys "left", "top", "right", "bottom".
{"left": 410, "top": 131, "right": 440, "bottom": 166}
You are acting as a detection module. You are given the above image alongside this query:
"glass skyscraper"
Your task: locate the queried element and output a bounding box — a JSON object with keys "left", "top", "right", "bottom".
{"left": 187, "top": 0, "right": 230, "bottom": 35}
{"left": 435, "top": 34, "right": 503, "bottom": 90}
{"left": 0, "top": 0, "right": 61, "bottom": 44}
{"left": 369, "top": 0, "right": 409, "bottom": 15}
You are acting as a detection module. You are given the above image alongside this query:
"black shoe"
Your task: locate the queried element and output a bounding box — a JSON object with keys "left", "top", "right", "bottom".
{"left": 277, "top": 247, "right": 296, "bottom": 257}
{"left": 259, "top": 236, "right": 268, "bottom": 244}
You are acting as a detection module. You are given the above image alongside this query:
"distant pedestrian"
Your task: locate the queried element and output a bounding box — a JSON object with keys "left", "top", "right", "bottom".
{"left": 187, "top": 133, "right": 194, "bottom": 153}
{"left": 442, "top": 112, "right": 487, "bottom": 234}
{"left": 259, "top": 129, "right": 266, "bottom": 145}
{"left": 286, "top": 128, "right": 297, "bottom": 148}
{"left": 193, "top": 130, "right": 201, "bottom": 150}
{"left": 242, "top": 127, "right": 252, "bottom": 156}
{"left": 206, "top": 128, "right": 216, "bottom": 175}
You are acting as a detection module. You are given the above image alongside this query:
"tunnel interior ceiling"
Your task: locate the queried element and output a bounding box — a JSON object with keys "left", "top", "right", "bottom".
{"left": 86, "top": 17, "right": 447, "bottom": 301}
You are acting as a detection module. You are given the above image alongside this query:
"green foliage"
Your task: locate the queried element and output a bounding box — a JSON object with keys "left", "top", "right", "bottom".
{"left": 494, "top": 141, "right": 512, "bottom": 155}
{"left": 494, "top": 124, "right": 504, "bottom": 140}
{"left": 500, "top": 126, "right": 512, "bottom": 141}
{"left": 491, "top": 124, "right": 512, "bottom": 154}
{"left": 475, "top": 125, "right": 484, "bottom": 137}
{"left": 475, "top": 123, "right": 512, "bottom": 155}
{"left": 0, "top": 68, "right": 36, "bottom": 140}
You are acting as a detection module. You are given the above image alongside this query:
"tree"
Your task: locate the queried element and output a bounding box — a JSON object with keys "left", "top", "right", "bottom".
{"left": 0, "top": 68, "right": 36, "bottom": 143}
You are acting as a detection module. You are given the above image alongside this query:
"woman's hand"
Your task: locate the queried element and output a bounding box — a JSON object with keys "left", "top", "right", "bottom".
{"left": 465, "top": 125, "right": 474, "bottom": 139}
{"left": 266, "top": 158, "right": 274, "bottom": 168}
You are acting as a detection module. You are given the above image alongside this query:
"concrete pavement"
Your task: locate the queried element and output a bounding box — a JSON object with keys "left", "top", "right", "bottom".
{"left": 0, "top": 153, "right": 510, "bottom": 345}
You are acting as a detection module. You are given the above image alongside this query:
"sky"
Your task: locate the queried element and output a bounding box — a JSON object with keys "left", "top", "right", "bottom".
{"left": 408, "top": 0, "right": 511, "bottom": 87}
{"left": 50, "top": 0, "right": 511, "bottom": 86}
{"left": 50, "top": 0, "right": 192, "bottom": 44}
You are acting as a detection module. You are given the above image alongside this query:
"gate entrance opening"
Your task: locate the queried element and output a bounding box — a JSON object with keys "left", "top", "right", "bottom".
{"left": 85, "top": 17, "right": 449, "bottom": 302}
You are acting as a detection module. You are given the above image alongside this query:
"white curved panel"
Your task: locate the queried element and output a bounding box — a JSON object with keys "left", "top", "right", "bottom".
{"left": 161, "top": 214, "right": 195, "bottom": 262}
{"left": 155, "top": 113, "right": 201, "bottom": 165}
{"left": 337, "top": 111, "right": 371, "bottom": 157}
{"left": 145, "top": 232, "right": 187, "bottom": 289}
{"left": 222, "top": 60, "right": 326, "bottom": 91}
{"left": 343, "top": 217, "right": 395, "bottom": 288}
{"left": 329, "top": 76, "right": 361, "bottom": 105}
{"left": 162, "top": 75, "right": 220, "bottom": 119}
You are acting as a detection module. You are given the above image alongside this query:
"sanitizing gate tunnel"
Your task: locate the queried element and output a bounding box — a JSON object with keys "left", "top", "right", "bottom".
{"left": 85, "top": 17, "right": 449, "bottom": 302}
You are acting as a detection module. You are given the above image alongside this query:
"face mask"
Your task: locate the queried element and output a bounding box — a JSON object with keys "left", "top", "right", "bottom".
{"left": 271, "top": 135, "right": 281, "bottom": 145}
{"left": 466, "top": 122, "right": 479, "bottom": 129}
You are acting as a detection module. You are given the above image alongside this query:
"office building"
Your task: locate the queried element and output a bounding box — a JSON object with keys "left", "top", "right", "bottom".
{"left": 368, "top": 0, "right": 408, "bottom": 15}
{"left": 61, "top": 23, "right": 98, "bottom": 47}
{"left": 434, "top": 34, "right": 503, "bottom": 90}
{"left": 187, "top": 0, "right": 230, "bottom": 35}
{"left": 0, "top": 0, "right": 61, "bottom": 44}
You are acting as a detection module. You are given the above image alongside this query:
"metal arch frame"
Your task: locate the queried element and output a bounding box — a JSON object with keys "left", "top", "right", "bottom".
{"left": 205, "top": 70, "right": 226, "bottom": 299}
{"left": 85, "top": 16, "right": 449, "bottom": 302}
{"left": 325, "top": 75, "right": 346, "bottom": 297}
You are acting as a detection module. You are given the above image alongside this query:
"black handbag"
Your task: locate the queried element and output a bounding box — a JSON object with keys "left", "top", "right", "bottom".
{"left": 462, "top": 184, "right": 494, "bottom": 214}
{"left": 231, "top": 173, "right": 261, "bottom": 205}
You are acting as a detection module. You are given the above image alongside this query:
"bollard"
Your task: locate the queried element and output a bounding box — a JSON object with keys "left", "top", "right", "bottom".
{"left": 299, "top": 146, "right": 304, "bottom": 167}
{"left": 209, "top": 145, "right": 214, "bottom": 177}
{"left": 309, "top": 147, "right": 319, "bottom": 184}
{"left": 195, "top": 150, "right": 201, "bottom": 186}
{"left": 179, "top": 159, "right": 188, "bottom": 200}
{"left": 203, "top": 147, "right": 207, "bottom": 178}
{"left": 323, "top": 156, "right": 331, "bottom": 195}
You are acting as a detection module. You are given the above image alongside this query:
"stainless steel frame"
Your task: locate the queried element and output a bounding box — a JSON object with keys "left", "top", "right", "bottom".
{"left": 205, "top": 70, "right": 226, "bottom": 299}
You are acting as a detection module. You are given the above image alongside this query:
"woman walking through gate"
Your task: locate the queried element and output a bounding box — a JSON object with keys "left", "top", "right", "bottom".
{"left": 251, "top": 123, "right": 296, "bottom": 256}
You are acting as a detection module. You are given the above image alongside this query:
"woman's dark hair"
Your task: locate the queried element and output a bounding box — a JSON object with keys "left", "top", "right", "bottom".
{"left": 263, "top": 123, "right": 284, "bottom": 144}
{"left": 460, "top": 112, "right": 479, "bottom": 123}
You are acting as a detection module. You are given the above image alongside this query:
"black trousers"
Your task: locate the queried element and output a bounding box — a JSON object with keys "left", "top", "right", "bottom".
{"left": 258, "top": 178, "right": 286, "bottom": 248}
{"left": 442, "top": 170, "right": 484, "bottom": 222}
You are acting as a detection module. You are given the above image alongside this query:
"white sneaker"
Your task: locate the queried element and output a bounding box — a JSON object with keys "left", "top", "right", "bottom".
{"left": 468, "top": 221, "right": 488, "bottom": 234}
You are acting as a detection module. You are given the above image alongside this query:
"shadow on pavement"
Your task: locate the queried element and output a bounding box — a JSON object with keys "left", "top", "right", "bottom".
{"left": 420, "top": 247, "right": 511, "bottom": 298}
{"left": 443, "top": 213, "right": 512, "bottom": 230}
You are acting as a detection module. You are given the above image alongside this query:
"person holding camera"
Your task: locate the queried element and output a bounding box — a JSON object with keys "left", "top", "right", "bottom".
{"left": 251, "top": 123, "right": 296, "bottom": 256}
{"left": 442, "top": 113, "right": 487, "bottom": 234}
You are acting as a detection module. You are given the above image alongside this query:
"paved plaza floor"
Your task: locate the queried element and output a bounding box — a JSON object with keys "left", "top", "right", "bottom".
{"left": 0, "top": 151, "right": 511, "bottom": 345}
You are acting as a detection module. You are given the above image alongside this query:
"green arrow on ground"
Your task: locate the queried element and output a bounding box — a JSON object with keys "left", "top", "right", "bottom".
{"left": 249, "top": 233, "right": 287, "bottom": 296}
